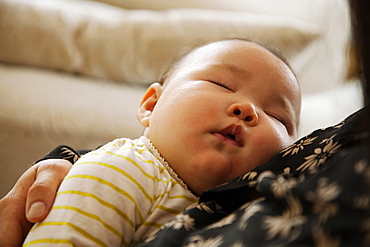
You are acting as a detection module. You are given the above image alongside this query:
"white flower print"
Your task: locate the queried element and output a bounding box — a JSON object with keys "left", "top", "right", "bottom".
{"left": 297, "top": 140, "right": 341, "bottom": 171}
{"left": 263, "top": 214, "right": 306, "bottom": 240}
{"left": 319, "top": 134, "right": 337, "bottom": 144}
{"left": 166, "top": 214, "right": 195, "bottom": 231}
{"left": 283, "top": 167, "right": 291, "bottom": 174}
{"left": 354, "top": 159, "right": 370, "bottom": 179}
{"left": 262, "top": 194, "right": 306, "bottom": 240}
{"left": 240, "top": 171, "right": 259, "bottom": 187}
{"left": 354, "top": 159, "right": 368, "bottom": 173}
{"left": 305, "top": 177, "right": 341, "bottom": 222}
{"left": 281, "top": 136, "right": 317, "bottom": 157}
{"left": 256, "top": 170, "right": 276, "bottom": 192}
{"left": 185, "top": 235, "right": 223, "bottom": 247}
{"left": 61, "top": 147, "right": 79, "bottom": 162}
{"left": 333, "top": 121, "right": 345, "bottom": 129}
{"left": 197, "top": 203, "right": 215, "bottom": 214}
{"left": 257, "top": 170, "right": 276, "bottom": 181}
{"left": 238, "top": 202, "right": 264, "bottom": 230}
{"left": 354, "top": 195, "right": 370, "bottom": 210}
{"left": 241, "top": 171, "right": 258, "bottom": 181}
{"left": 209, "top": 213, "right": 236, "bottom": 229}
{"left": 270, "top": 176, "right": 298, "bottom": 198}
{"left": 240, "top": 201, "right": 253, "bottom": 210}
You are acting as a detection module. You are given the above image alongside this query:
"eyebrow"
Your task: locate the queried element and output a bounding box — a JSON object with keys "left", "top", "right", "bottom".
{"left": 211, "top": 63, "right": 250, "bottom": 78}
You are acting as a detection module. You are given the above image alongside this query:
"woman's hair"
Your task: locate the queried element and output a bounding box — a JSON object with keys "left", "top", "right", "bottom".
{"left": 158, "top": 38, "right": 297, "bottom": 86}
{"left": 349, "top": 0, "right": 370, "bottom": 149}
{"left": 349, "top": 0, "right": 370, "bottom": 98}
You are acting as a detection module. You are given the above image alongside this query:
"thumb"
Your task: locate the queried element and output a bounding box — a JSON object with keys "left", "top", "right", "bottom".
{"left": 26, "top": 159, "right": 72, "bottom": 223}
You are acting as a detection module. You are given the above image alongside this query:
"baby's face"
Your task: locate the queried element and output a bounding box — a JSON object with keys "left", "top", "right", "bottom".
{"left": 140, "top": 40, "right": 301, "bottom": 195}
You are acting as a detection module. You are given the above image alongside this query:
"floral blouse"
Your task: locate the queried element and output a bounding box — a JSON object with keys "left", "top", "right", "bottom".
{"left": 40, "top": 108, "right": 369, "bottom": 246}
{"left": 137, "top": 108, "right": 369, "bottom": 247}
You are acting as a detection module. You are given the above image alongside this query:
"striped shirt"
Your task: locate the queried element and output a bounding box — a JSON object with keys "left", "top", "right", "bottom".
{"left": 23, "top": 137, "right": 198, "bottom": 247}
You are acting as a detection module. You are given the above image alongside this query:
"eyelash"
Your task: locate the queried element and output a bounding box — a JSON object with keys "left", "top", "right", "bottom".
{"left": 270, "top": 114, "right": 286, "bottom": 127}
{"left": 208, "top": 80, "right": 233, "bottom": 91}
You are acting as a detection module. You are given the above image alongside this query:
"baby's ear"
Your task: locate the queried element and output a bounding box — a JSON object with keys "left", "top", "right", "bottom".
{"left": 137, "top": 83, "right": 163, "bottom": 127}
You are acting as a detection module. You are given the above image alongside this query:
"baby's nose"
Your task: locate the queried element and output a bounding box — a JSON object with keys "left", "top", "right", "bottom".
{"left": 229, "top": 103, "right": 258, "bottom": 126}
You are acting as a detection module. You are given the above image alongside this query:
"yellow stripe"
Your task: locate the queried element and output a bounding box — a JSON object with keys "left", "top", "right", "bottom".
{"left": 85, "top": 148, "right": 173, "bottom": 184}
{"left": 30, "top": 222, "right": 107, "bottom": 247}
{"left": 57, "top": 190, "right": 135, "bottom": 228}
{"left": 54, "top": 206, "right": 121, "bottom": 237}
{"left": 156, "top": 205, "right": 182, "bottom": 215}
{"left": 142, "top": 221, "right": 163, "bottom": 228}
{"left": 154, "top": 191, "right": 198, "bottom": 204}
{"left": 102, "top": 150, "right": 157, "bottom": 177}
{"left": 137, "top": 148, "right": 147, "bottom": 154}
{"left": 158, "top": 166, "right": 167, "bottom": 174}
{"left": 64, "top": 175, "right": 144, "bottom": 222}
{"left": 52, "top": 206, "right": 129, "bottom": 247}
{"left": 24, "top": 239, "right": 74, "bottom": 247}
{"left": 168, "top": 194, "right": 198, "bottom": 203}
{"left": 75, "top": 160, "right": 154, "bottom": 203}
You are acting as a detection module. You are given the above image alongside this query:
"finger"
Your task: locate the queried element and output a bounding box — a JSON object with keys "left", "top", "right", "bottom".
{"left": 0, "top": 166, "right": 38, "bottom": 246}
{"left": 0, "top": 197, "right": 30, "bottom": 247}
{"left": 26, "top": 159, "right": 72, "bottom": 223}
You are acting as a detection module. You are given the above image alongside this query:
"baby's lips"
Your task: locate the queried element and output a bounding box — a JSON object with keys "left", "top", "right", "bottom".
{"left": 219, "top": 124, "right": 245, "bottom": 147}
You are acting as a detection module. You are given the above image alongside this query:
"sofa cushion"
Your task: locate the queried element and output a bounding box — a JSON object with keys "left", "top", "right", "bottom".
{"left": 0, "top": 0, "right": 320, "bottom": 87}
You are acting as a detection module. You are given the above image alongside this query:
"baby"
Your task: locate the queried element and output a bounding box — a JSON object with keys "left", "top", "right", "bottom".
{"left": 23, "top": 38, "right": 301, "bottom": 246}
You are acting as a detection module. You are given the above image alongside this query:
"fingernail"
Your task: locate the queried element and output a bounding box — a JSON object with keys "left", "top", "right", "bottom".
{"left": 28, "top": 202, "right": 46, "bottom": 218}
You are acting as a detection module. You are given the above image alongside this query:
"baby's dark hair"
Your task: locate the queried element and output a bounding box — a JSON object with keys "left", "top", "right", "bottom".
{"left": 158, "top": 38, "right": 297, "bottom": 85}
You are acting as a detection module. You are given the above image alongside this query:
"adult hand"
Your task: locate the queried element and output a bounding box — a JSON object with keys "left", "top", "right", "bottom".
{"left": 0, "top": 159, "right": 72, "bottom": 247}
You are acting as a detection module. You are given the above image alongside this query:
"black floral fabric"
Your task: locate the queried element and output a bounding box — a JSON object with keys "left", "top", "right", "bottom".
{"left": 36, "top": 145, "right": 90, "bottom": 164}
{"left": 37, "top": 108, "right": 370, "bottom": 246}
{"left": 137, "top": 108, "right": 369, "bottom": 247}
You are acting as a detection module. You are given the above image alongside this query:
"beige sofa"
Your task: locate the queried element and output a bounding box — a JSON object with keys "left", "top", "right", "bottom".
{"left": 0, "top": 0, "right": 362, "bottom": 197}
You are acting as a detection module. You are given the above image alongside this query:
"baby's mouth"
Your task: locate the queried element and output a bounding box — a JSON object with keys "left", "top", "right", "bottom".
{"left": 214, "top": 124, "right": 244, "bottom": 147}
{"left": 224, "top": 134, "right": 236, "bottom": 141}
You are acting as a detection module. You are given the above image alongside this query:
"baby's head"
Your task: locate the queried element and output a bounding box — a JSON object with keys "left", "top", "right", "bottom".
{"left": 137, "top": 39, "right": 301, "bottom": 195}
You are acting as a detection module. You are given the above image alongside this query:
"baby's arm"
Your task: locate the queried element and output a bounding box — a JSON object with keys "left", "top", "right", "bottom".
{"left": 23, "top": 140, "right": 155, "bottom": 246}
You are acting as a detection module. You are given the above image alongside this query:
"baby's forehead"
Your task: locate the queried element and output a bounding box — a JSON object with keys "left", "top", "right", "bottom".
{"left": 186, "top": 40, "right": 271, "bottom": 58}
{"left": 177, "top": 40, "right": 290, "bottom": 71}
{"left": 174, "top": 40, "right": 293, "bottom": 78}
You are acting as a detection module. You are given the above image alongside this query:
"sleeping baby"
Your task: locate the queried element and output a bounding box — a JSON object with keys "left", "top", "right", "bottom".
{"left": 24, "top": 38, "right": 301, "bottom": 246}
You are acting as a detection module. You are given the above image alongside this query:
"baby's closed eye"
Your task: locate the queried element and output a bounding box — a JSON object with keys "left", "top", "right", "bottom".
{"left": 207, "top": 79, "right": 234, "bottom": 92}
